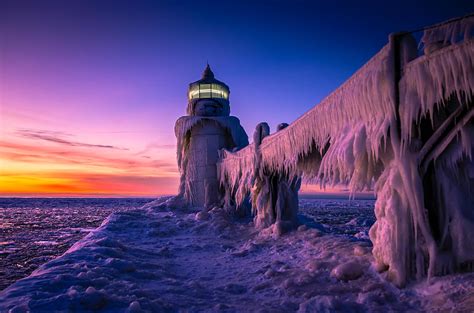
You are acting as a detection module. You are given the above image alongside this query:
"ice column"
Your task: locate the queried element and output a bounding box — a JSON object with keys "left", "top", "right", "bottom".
{"left": 251, "top": 122, "right": 300, "bottom": 232}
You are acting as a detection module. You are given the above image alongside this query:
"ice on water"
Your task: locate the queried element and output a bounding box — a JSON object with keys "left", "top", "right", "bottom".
{"left": 1, "top": 197, "right": 473, "bottom": 312}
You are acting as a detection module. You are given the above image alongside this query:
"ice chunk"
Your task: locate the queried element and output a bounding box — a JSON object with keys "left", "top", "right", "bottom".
{"left": 330, "top": 261, "right": 365, "bottom": 281}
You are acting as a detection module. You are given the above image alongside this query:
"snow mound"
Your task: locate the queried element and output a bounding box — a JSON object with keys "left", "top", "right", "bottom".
{"left": 298, "top": 296, "right": 362, "bottom": 313}
{"left": 330, "top": 261, "right": 365, "bottom": 281}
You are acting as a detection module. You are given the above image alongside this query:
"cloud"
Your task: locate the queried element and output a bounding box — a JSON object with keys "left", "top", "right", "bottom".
{"left": 0, "top": 140, "right": 179, "bottom": 175}
{"left": 135, "top": 142, "right": 176, "bottom": 156}
{"left": 1, "top": 109, "right": 61, "bottom": 126}
{"left": 16, "top": 129, "right": 129, "bottom": 150}
{"left": 0, "top": 129, "right": 179, "bottom": 196}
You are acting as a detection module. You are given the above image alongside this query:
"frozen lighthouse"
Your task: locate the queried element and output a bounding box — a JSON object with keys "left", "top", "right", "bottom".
{"left": 175, "top": 65, "right": 248, "bottom": 207}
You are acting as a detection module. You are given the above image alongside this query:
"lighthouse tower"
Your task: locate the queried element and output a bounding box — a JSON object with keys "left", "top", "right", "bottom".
{"left": 175, "top": 65, "right": 248, "bottom": 207}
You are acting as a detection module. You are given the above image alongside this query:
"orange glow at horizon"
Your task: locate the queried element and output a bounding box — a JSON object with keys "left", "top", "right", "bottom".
{"left": 0, "top": 120, "right": 180, "bottom": 197}
{"left": 0, "top": 172, "right": 179, "bottom": 197}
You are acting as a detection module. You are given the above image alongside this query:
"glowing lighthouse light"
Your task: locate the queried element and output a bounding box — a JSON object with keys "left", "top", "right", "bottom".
{"left": 187, "top": 64, "right": 230, "bottom": 101}
{"left": 188, "top": 84, "right": 229, "bottom": 100}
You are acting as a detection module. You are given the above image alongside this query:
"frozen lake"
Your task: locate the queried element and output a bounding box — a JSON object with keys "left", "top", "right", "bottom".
{"left": 0, "top": 196, "right": 373, "bottom": 291}
{"left": 1, "top": 196, "right": 473, "bottom": 312}
{"left": 0, "top": 198, "right": 151, "bottom": 291}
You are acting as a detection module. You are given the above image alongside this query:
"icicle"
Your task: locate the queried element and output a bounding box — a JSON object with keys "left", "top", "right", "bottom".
{"left": 400, "top": 39, "right": 474, "bottom": 144}
{"left": 219, "top": 42, "right": 396, "bottom": 204}
{"left": 421, "top": 15, "right": 474, "bottom": 50}
{"left": 218, "top": 24, "right": 473, "bottom": 286}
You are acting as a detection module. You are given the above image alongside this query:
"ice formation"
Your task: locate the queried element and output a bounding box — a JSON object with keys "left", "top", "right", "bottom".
{"left": 218, "top": 122, "right": 301, "bottom": 232}
{"left": 218, "top": 17, "right": 474, "bottom": 285}
{"left": 250, "top": 122, "right": 300, "bottom": 231}
{"left": 421, "top": 15, "right": 474, "bottom": 52}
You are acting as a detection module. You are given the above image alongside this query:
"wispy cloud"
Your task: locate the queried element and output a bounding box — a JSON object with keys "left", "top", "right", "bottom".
{"left": 1, "top": 109, "right": 62, "bottom": 126}
{"left": 0, "top": 140, "right": 178, "bottom": 175}
{"left": 16, "top": 129, "right": 129, "bottom": 150}
{"left": 0, "top": 138, "right": 179, "bottom": 196}
{"left": 135, "top": 142, "right": 176, "bottom": 156}
{"left": 0, "top": 128, "right": 179, "bottom": 196}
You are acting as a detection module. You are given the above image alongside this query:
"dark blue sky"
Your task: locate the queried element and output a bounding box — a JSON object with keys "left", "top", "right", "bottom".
{"left": 3, "top": 0, "right": 474, "bottom": 135}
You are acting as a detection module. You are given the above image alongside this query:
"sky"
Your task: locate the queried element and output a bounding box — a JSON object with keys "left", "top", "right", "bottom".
{"left": 1, "top": 0, "right": 473, "bottom": 197}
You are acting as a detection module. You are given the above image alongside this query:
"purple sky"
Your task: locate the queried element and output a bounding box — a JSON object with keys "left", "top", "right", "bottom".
{"left": 1, "top": 0, "right": 473, "bottom": 196}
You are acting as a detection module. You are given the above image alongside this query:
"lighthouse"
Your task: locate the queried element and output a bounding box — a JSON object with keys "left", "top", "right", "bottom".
{"left": 175, "top": 65, "right": 248, "bottom": 207}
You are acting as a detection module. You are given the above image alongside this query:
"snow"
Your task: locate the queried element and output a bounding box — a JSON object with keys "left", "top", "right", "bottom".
{"left": 1, "top": 197, "right": 473, "bottom": 312}
{"left": 330, "top": 261, "right": 365, "bottom": 281}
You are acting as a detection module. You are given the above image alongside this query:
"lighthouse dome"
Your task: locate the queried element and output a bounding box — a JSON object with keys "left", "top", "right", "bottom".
{"left": 187, "top": 64, "right": 230, "bottom": 116}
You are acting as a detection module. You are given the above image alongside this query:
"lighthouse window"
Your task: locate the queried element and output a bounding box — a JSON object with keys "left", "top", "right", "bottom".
{"left": 188, "top": 83, "right": 229, "bottom": 100}
{"left": 201, "top": 91, "right": 211, "bottom": 98}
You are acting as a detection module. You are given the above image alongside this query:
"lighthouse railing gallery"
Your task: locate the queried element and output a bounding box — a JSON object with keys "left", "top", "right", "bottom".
{"left": 217, "top": 15, "right": 474, "bottom": 286}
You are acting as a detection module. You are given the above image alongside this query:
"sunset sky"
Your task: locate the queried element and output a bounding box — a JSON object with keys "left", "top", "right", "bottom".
{"left": 1, "top": 0, "right": 473, "bottom": 197}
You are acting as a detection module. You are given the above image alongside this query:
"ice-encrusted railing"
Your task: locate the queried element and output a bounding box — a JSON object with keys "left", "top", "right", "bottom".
{"left": 219, "top": 41, "right": 396, "bottom": 199}
{"left": 259, "top": 43, "right": 394, "bottom": 185}
{"left": 376, "top": 15, "right": 474, "bottom": 286}
{"left": 400, "top": 35, "right": 474, "bottom": 142}
{"left": 370, "top": 32, "right": 474, "bottom": 286}
{"left": 218, "top": 15, "right": 474, "bottom": 286}
{"left": 420, "top": 14, "right": 474, "bottom": 49}
{"left": 218, "top": 143, "right": 255, "bottom": 206}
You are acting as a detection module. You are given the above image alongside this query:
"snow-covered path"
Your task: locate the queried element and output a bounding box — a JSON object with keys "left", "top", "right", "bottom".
{"left": 1, "top": 200, "right": 473, "bottom": 312}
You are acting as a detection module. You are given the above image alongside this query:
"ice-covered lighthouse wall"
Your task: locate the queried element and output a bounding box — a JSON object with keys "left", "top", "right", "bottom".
{"left": 218, "top": 16, "right": 474, "bottom": 286}
{"left": 175, "top": 116, "right": 248, "bottom": 207}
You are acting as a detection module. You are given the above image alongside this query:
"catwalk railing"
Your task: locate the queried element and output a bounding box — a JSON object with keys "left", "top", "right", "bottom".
{"left": 218, "top": 15, "right": 474, "bottom": 286}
